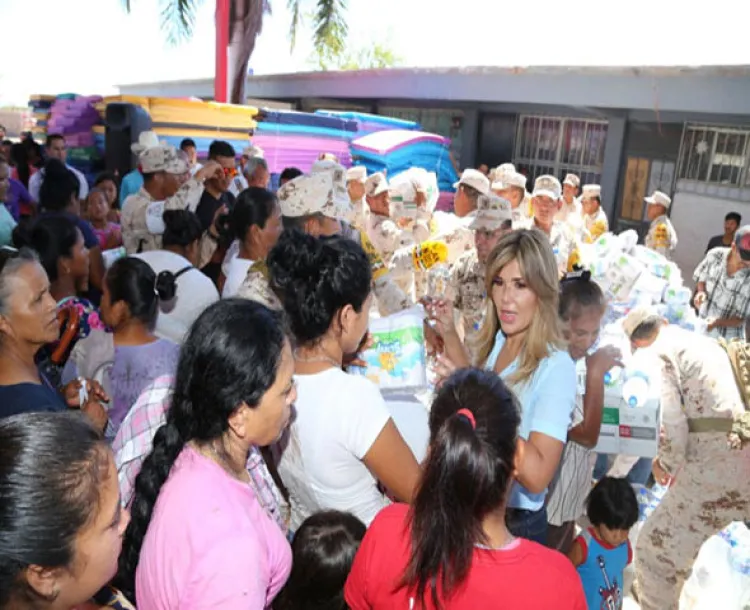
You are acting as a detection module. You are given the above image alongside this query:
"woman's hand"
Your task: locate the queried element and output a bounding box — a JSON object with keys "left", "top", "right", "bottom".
{"left": 652, "top": 457, "right": 673, "bottom": 486}
{"left": 63, "top": 378, "right": 109, "bottom": 408}
{"left": 343, "top": 332, "right": 374, "bottom": 369}
{"left": 586, "top": 345, "right": 623, "bottom": 377}
{"left": 422, "top": 297, "right": 457, "bottom": 338}
{"left": 81, "top": 399, "right": 109, "bottom": 433}
{"left": 431, "top": 353, "right": 459, "bottom": 388}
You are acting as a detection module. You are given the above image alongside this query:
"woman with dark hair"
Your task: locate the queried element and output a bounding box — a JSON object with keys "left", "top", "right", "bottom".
{"left": 268, "top": 230, "right": 419, "bottom": 530}
{"left": 545, "top": 271, "right": 622, "bottom": 553}
{"left": 344, "top": 368, "right": 586, "bottom": 609}
{"left": 274, "top": 511, "right": 366, "bottom": 610}
{"left": 14, "top": 215, "right": 104, "bottom": 387}
{"left": 0, "top": 412, "right": 130, "bottom": 609}
{"left": 94, "top": 172, "right": 121, "bottom": 223}
{"left": 66, "top": 257, "right": 180, "bottom": 437}
{"left": 134, "top": 210, "right": 219, "bottom": 343}
{"left": 222, "top": 187, "right": 282, "bottom": 298}
{"left": 0, "top": 247, "right": 108, "bottom": 429}
{"left": 39, "top": 159, "right": 105, "bottom": 293}
{"left": 116, "top": 299, "right": 296, "bottom": 607}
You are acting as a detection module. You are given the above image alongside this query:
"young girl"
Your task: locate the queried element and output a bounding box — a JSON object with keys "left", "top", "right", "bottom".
{"left": 94, "top": 172, "right": 121, "bottom": 224}
{"left": 345, "top": 368, "right": 586, "bottom": 609}
{"left": 274, "top": 511, "right": 366, "bottom": 610}
{"left": 87, "top": 188, "right": 122, "bottom": 250}
{"left": 66, "top": 257, "right": 180, "bottom": 436}
{"left": 569, "top": 476, "right": 638, "bottom": 610}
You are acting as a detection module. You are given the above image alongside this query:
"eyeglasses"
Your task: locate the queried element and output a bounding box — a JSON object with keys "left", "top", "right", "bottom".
{"left": 223, "top": 167, "right": 238, "bottom": 178}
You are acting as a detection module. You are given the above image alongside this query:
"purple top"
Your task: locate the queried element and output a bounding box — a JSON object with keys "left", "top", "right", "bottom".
{"left": 5, "top": 179, "right": 34, "bottom": 221}
{"left": 108, "top": 338, "right": 180, "bottom": 433}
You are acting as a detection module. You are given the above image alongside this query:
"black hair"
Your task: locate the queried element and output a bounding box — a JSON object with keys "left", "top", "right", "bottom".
{"left": 401, "top": 368, "right": 520, "bottom": 608}
{"left": 587, "top": 476, "right": 639, "bottom": 531}
{"left": 281, "top": 214, "right": 321, "bottom": 232}
{"left": 629, "top": 314, "right": 663, "bottom": 342}
{"left": 559, "top": 270, "right": 606, "bottom": 321}
{"left": 94, "top": 171, "right": 119, "bottom": 205}
{"left": 10, "top": 143, "right": 30, "bottom": 187}
{"left": 0, "top": 412, "right": 110, "bottom": 607}
{"left": 45, "top": 133, "right": 65, "bottom": 148}
{"left": 232, "top": 187, "right": 278, "bottom": 242}
{"left": 179, "top": 138, "right": 197, "bottom": 151}
{"left": 105, "top": 257, "right": 177, "bottom": 326}
{"left": 267, "top": 230, "right": 371, "bottom": 345}
{"left": 0, "top": 247, "right": 38, "bottom": 315}
{"left": 39, "top": 158, "right": 80, "bottom": 211}
{"left": 458, "top": 183, "right": 481, "bottom": 204}
{"left": 208, "top": 140, "right": 236, "bottom": 160}
{"left": 280, "top": 167, "right": 303, "bottom": 183}
{"left": 116, "top": 299, "right": 288, "bottom": 600}
{"left": 13, "top": 215, "right": 81, "bottom": 283}
{"left": 162, "top": 210, "right": 203, "bottom": 249}
{"left": 726, "top": 211, "right": 742, "bottom": 225}
{"left": 274, "top": 511, "right": 366, "bottom": 610}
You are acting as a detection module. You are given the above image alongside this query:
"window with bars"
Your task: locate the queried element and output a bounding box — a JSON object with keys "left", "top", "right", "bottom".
{"left": 513, "top": 115, "right": 608, "bottom": 186}
{"left": 678, "top": 124, "right": 750, "bottom": 187}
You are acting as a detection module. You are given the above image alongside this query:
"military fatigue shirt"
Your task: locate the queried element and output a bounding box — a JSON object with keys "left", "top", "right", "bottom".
{"left": 518, "top": 218, "right": 580, "bottom": 275}
{"left": 365, "top": 208, "right": 431, "bottom": 263}
{"left": 582, "top": 207, "right": 609, "bottom": 244}
{"left": 645, "top": 214, "right": 678, "bottom": 260}
{"left": 449, "top": 249, "right": 487, "bottom": 350}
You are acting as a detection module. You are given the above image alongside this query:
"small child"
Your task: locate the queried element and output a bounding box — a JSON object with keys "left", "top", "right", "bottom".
{"left": 87, "top": 188, "right": 122, "bottom": 250}
{"left": 568, "top": 476, "right": 639, "bottom": 610}
{"left": 274, "top": 510, "right": 366, "bottom": 610}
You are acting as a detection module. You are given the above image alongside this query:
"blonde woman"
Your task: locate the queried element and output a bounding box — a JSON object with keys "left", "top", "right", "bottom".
{"left": 430, "top": 229, "right": 577, "bottom": 544}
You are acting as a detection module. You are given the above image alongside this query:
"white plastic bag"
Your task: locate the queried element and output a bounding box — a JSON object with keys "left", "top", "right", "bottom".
{"left": 679, "top": 521, "right": 750, "bottom": 609}
{"left": 350, "top": 306, "right": 427, "bottom": 392}
{"left": 389, "top": 168, "right": 439, "bottom": 218}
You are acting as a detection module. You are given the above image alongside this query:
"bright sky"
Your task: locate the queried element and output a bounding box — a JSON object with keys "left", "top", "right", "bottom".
{"left": 1, "top": 0, "right": 749, "bottom": 105}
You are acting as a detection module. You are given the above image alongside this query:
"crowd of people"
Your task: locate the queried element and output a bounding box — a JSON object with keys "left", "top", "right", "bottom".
{"left": 0, "top": 130, "right": 749, "bottom": 610}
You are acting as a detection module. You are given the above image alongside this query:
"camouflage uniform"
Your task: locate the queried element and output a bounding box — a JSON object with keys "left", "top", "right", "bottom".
{"left": 518, "top": 217, "right": 580, "bottom": 275}
{"left": 121, "top": 145, "right": 216, "bottom": 267}
{"left": 621, "top": 319, "right": 750, "bottom": 610}
{"left": 556, "top": 173, "right": 581, "bottom": 224}
{"left": 645, "top": 214, "right": 678, "bottom": 261}
{"left": 582, "top": 207, "right": 609, "bottom": 244}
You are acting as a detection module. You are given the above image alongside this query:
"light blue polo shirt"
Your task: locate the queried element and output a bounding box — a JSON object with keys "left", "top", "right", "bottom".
{"left": 486, "top": 331, "right": 576, "bottom": 510}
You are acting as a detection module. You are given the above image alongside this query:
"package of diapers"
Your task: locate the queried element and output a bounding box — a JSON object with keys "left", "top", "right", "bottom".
{"left": 350, "top": 306, "right": 427, "bottom": 392}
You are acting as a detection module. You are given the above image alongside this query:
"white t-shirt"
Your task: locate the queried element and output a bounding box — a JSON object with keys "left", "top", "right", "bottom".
{"left": 133, "top": 250, "right": 219, "bottom": 344}
{"left": 29, "top": 163, "right": 89, "bottom": 201}
{"left": 277, "top": 368, "right": 392, "bottom": 530}
{"left": 222, "top": 257, "right": 254, "bottom": 298}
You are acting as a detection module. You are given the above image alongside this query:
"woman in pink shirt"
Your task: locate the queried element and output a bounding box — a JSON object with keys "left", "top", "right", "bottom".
{"left": 115, "top": 299, "right": 297, "bottom": 609}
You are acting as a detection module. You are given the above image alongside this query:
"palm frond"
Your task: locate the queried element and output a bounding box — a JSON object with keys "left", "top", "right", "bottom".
{"left": 122, "top": 0, "right": 132, "bottom": 12}
{"left": 287, "top": 0, "right": 301, "bottom": 51}
{"left": 159, "top": 0, "right": 202, "bottom": 45}
{"left": 313, "top": 0, "right": 347, "bottom": 51}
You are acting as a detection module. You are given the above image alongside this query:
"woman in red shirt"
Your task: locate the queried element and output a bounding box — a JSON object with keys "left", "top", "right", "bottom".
{"left": 344, "top": 368, "right": 587, "bottom": 610}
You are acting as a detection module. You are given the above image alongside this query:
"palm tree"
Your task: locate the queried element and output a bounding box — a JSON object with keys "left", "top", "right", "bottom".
{"left": 122, "top": 0, "right": 348, "bottom": 104}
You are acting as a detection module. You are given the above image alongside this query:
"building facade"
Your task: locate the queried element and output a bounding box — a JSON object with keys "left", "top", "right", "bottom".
{"left": 118, "top": 66, "right": 750, "bottom": 280}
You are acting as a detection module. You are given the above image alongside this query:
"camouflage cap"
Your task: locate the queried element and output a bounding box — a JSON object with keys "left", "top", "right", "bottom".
{"left": 563, "top": 173, "right": 581, "bottom": 188}
{"left": 582, "top": 184, "right": 602, "bottom": 199}
{"left": 532, "top": 175, "right": 562, "bottom": 200}
{"left": 139, "top": 145, "right": 190, "bottom": 174}
{"left": 365, "top": 172, "right": 389, "bottom": 197}
{"left": 492, "top": 170, "right": 527, "bottom": 191}
{"left": 277, "top": 172, "right": 352, "bottom": 220}
{"left": 622, "top": 306, "right": 659, "bottom": 339}
{"left": 346, "top": 166, "right": 367, "bottom": 183}
{"left": 310, "top": 160, "right": 351, "bottom": 212}
{"left": 469, "top": 194, "right": 513, "bottom": 231}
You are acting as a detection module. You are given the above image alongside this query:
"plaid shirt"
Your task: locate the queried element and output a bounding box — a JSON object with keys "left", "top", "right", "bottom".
{"left": 693, "top": 247, "right": 750, "bottom": 340}
{"left": 112, "top": 375, "right": 289, "bottom": 533}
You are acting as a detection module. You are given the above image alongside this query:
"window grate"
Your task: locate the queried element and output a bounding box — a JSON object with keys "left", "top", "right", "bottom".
{"left": 513, "top": 115, "right": 608, "bottom": 186}
{"left": 677, "top": 124, "right": 750, "bottom": 187}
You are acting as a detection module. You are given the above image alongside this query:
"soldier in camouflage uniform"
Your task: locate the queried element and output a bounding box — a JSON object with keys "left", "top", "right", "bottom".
{"left": 236, "top": 169, "right": 427, "bottom": 315}
{"left": 449, "top": 194, "right": 513, "bottom": 357}
{"left": 644, "top": 190, "right": 678, "bottom": 260}
{"left": 121, "top": 145, "right": 223, "bottom": 268}
{"left": 364, "top": 172, "right": 432, "bottom": 264}
{"left": 517, "top": 175, "right": 580, "bottom": 276}
{"left": 492, "top": 170, "right": 530, "bottom": 225}
{"left": 622, "top": 308, "right": 750, "bottom": 610}
{"left": 346, "top": 165, "right": 369, "bottom": 232}
{"left": 555, "top": 173, "right": 582, "bottom": 225}
{"left": 580, "top": 184, "right": 609, "bottom": 244}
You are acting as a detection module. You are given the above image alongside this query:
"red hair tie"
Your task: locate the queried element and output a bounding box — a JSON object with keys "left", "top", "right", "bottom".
{"left": 456, "top": 408, "right": 476, "bottom": 430}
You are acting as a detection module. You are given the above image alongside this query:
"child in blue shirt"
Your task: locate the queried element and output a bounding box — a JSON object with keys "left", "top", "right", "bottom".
{"left": 569, "top": 476, "right": 639, "bottom": 610}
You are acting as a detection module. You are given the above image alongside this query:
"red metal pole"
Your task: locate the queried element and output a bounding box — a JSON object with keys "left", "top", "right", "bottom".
{"left": 214, "top": 0, "right": 230, "bottom": 103}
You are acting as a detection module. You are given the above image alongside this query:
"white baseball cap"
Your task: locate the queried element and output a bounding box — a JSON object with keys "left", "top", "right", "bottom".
{"left": 453, "top": 169, "right": 490, "bottom": 195}
{"left": 346, "top": 166, "right": 367, "bottom": 183}
{"left": 645, "top": 190, "right": 671, "bottom": 209}
{"left": 563, "top": 173, "right": 581, "bottom": 188}
{"left": 582, "top": 184, "right": 601, "bottom": 199}
{"left": 365, "top": 172, "right": 389, "bottom": 197}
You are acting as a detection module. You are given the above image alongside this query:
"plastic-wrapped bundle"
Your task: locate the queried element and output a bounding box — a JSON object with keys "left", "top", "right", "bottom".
{"left": 388, "top": 168, "right": 440, "bottom": 218}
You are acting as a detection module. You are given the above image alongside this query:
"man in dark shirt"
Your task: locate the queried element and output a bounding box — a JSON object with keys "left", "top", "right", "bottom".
{"left": 195, "top": 140, "right": 237, "bottom": 283}
{"left": 706, "top": 211, "right": 742, "bottom": 253}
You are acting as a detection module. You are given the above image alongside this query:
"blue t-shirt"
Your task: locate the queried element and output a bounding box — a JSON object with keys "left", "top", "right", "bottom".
{"left": 119, "top": 170, "right": 144, "bottom": 207}
{"left": 575, "top": 528, "right": 631, "bottom": 610}
{"left": 0, "top": 381, "right": 67, "bottom": 418}
{"left": 485, "top": 331, "right": 576, "bottom": 510}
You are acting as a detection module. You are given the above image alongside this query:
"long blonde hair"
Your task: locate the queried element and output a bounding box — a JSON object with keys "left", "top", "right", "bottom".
{"left": 473, "top": 229, "right": 563, "bottom": 386}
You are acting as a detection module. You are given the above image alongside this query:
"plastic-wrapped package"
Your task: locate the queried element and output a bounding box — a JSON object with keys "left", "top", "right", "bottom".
{"left": 350, "top": 306, "right": 427, "bottom": 392}
{"left": 679, "top": 522, "right": 750, "bottom": 609}
{"left": 389, "top": 168, "right": 440, "bottom": 218}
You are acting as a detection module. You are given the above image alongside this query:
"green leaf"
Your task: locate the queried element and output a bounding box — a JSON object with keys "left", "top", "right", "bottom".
{"left": 159, "top": 0, "right": 201, "bottom": 45}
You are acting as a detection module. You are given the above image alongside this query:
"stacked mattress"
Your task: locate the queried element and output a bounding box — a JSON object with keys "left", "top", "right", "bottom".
{"left": 314, "top": 110, "right": 421, "bottom": 138}
{"left": 252, "top": 109, "right": 358, "bottom": 173}
{"left": 350, "top": 130, "right": 459, "bottom": 193}
{"left": 28, "top": 94, "right": 56, "bottom": 139}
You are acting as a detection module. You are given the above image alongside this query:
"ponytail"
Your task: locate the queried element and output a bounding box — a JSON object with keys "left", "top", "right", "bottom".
{"left": 559, "top": 268, "right": 606, "bottom": 322}
{"left": 401, "top": 368, "right": 520, "bottom": 609}
{"left": 106, "top": 257, "right": 178, "bottom": 327}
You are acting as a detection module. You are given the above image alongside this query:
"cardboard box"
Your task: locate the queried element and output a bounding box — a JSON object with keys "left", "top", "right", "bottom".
{"left": 594, "top": 391, "right": 661, "bottom": 458}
